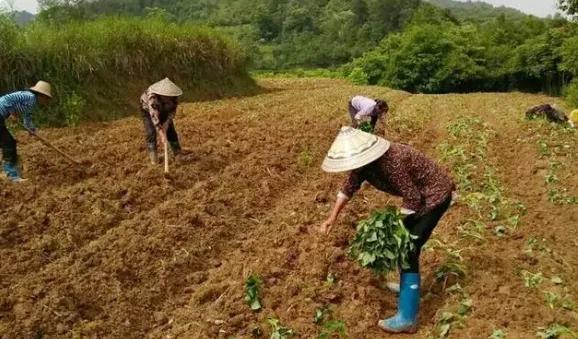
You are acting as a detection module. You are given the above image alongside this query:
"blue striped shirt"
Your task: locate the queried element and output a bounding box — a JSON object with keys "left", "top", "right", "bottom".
{"left": 0, "top": 91, "right": 37, "bottom": 130}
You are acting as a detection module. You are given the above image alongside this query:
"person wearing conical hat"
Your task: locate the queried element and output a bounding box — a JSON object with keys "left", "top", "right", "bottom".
{"left": 140, "top": 78, "right": 183, "bottom": 164}
{"left": 320, "top": 127, "right": 456, "bottom": 334}
{"left": 348, "top": 96, "right": 389, "bottom": 132}
{"left": 0, "top": 81, "right": 53, "bottom": 183}
{"left": 570, "top": 109, "right": 578, "bottom": 128}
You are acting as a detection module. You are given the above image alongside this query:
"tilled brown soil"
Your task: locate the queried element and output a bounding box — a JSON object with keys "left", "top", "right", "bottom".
{"left": 0, "top": 79, "right": 576, "bottom": 338}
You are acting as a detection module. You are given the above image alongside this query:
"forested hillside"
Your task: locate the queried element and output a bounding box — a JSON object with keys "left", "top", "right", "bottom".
{"left": 32, "top": 0, "right": 578, "bottom": 101}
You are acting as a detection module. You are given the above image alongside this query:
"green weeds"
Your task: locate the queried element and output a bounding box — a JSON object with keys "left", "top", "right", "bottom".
{"left": 245, "top": 275, "right": 263, "bottom": 311}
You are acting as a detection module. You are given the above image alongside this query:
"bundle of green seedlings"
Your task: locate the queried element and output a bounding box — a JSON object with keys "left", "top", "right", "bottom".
{"left": 358, "top": 121, "right": 374, "bottom": 133}
{"left": 348, "top": 207, "right": 416, "bottom": 275}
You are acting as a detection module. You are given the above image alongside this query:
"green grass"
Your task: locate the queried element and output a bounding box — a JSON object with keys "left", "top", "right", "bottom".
{"left": 0, "top": 15, "right": 257, "bottom": 126}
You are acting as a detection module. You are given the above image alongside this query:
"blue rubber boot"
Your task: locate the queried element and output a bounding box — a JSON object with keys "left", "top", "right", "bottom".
{"left": 379, "top": 272, "right": 420, "bottom": 333}
{"left": 3, "top": 162, "right": 26, "bottom": 183}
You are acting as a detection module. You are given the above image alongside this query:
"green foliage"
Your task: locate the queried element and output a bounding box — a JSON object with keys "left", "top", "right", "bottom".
{"left": 536, "top": 323, "right": 576, "bottom": 339}
{"left": 318, "top": 320, "right": 346, "bottom": 339}
{"left": 244, "top": 275, "right": 263, "bottom": 311}
{"left": 489, "top": 329, "right": 507, "bottom": 339}
{"left": 348, "top": 67, "right": 369, "bottom": 86}
{"left": 62, "top": 92, "right": 85, "bottom": 127}
{"left": 357, "top": 121, "right": 374, "bottom": 133}
{"left": 268, "top": 318, "right": 295, "bottom": 339}
{"left": 348, "top": 207, "right": 417, "bottom": 275}
{"left": 564, "top": 79, "right": 578, "bottom": 107}
{"left": 297, "top": 146, "right": 313, "bottom": 168}
{"left": 347, "top": 8, "right": 577, "bottom": 95}
{"left": 521, "top": 270, "right": 544, "bottom": 288}
{"left": 558, "top": 0, "right": 578, "bottom": 16}
{"left": 0, "top": 14, "right": 252, "bottom": 126}
{"left": 313, "top": 306, "right": 329, "bottom": 324}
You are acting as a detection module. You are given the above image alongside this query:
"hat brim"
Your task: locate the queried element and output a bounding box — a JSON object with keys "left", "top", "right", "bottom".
{"left": 150, "top": 88, "right": 183, "bottom": 97}
{"left": 322, "top": 137, "right": 390, "bottom": 173}
{"left": 30, "top": 87, "right": 52, "bottom": 98}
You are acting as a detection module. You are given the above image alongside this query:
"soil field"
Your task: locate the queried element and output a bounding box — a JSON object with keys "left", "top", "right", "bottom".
{"left": 0, "top": 78, "right": 577, "bottom": 338}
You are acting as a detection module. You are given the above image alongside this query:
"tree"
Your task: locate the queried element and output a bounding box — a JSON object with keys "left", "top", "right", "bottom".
{"left": 558, "top": 0, "right": 578, "bottom": 16}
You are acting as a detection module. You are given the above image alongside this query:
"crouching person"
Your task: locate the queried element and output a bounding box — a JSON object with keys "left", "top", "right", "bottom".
{"left": 0, "top": 81, "right": 52, "bottom": 182}
{"left": 140, "top": 78, "right": 183, "bottom": 164}
{"left": 348, "top": 95, "right": 389, "bottom": 132}
{"left": 320, "top": 127, "right": 456, "bottom": 333}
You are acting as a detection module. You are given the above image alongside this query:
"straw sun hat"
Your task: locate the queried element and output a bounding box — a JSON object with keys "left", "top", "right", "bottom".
{"left": 149, "top": 78, "right": 183, "bottom": 97}
{"left": 30, "top": 81, "right": 52, "bottom": 98}
{"left": 322, "top": 126, "right": 391, "bottom": 173}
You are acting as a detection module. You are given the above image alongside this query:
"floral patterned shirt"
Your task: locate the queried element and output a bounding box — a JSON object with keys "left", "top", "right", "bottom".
{"left": 340, "top": 143, "right": 456, "bottom": 215}
{"left": 140, "top": 89, "right": 179, "bottom": 127}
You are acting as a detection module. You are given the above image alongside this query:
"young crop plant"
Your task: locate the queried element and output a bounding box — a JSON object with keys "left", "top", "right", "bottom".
{"left": 536, "top": 323, "right": 576, "bottom": 339}
{"left": 297, "top": 146, "right": 314, "bottom": 168}
{"left": 489, "top": 329, "right": 507, "bottom": 339}
{"left": 348, "top": 207, "right": 417, "bottom": 276}
{"left": 313, "top": 306, "right": 347, "bottom": 338}
{"left": 544, "top": 291, "right": 575, "bottom": 311}
{"left": 245, "top": 274, "right": 263, "bottom": 311}
{"left": 521, "top": 271, "right": 544, "bottom": 288}
{"left": 268, "top": 318, "right": 295, "bottom": 339}
{"left": 428, "top": 240, "right": 467, "bottom": 289}
{"left": 318, "top": 320, "right": 347, "bottom": 339}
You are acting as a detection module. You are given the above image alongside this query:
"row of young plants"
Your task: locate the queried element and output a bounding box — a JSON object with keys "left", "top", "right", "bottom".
{"left": 526, "top": 118, "right": 577, "bottom": 339}
{"left": 532, "top": 119, "right": 578, "bottom": 206}
{"left": 437, "top": 116, "right": 577, "bottom": 338}
{"left": 242, "top": 274, "right": 346, "bottom": 338}
{"left": 434, "top": 116, "right": 526, "bottom": 338}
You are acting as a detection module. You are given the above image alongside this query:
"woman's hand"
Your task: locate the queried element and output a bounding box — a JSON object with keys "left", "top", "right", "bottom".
{"left": 319, "top": 218, "right": 336, "bottom": 235}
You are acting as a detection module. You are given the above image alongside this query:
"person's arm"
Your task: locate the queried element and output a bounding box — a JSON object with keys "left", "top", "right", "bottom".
{"left": 320, "top": 171, "right": 363, "bottom": 234}
{"left": 20, "top": 101, "right": 36, "bottom": 134}
{"left": 320, "top": 193, "right": 349, "bottom": 234}
{"left": 370, "top": 115, "right": 378, "bottom": 130}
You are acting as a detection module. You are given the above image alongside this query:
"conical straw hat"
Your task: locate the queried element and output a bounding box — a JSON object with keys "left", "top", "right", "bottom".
{"left": 570, "top": 109, "right": 578, "bottom": 124}
{"left": 149, "top": 78, "right": 183, "bottom": 97}
{"left": 322, "top": 127, "right": 391, "bottom": 173}
{"left": 30, "top": 81, "right": 52, "bottom": 98}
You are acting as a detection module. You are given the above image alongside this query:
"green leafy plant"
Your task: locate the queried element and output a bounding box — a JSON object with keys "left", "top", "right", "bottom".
{"left": 537, "top": 323, "right": 576, "bottom": 339}
{"left": 325, "top": 273, "right": 336, "bottom": 287}
{"left": 313, "top": 306, "right": 330, "bottom": 324}
{"left": 268, "top": 318, "right": 295, "bottom": 339}
{"left": 358, "top": 121, "right": 374, "bottom": 133}
{"left": 521, "top": 271, "right": 544, "bottom": 288}
{"left": 318, "top": 320, "right": 346, "bottom": 339}
{"left": 245, "top": 275, "right": 263, "bottom": 311}
{"left": 489, "top": 329, "right": 507, "bottom": 339}
{"left": 544, "top": 291, "right": 575, "bottom": 311}
{"left": 297, "top": 146, "right": 313, "bottom": 168}
{"left": 433, "top": 312, "right": 465, "bottom": 338}
{"left": 348, "top": 207, "right": 417, "bottom": 275}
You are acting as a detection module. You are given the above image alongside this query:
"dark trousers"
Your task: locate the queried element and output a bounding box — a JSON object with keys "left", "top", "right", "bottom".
{"left": 402, "top": 196, "right": 452, "bottom": 273}
{"left": 140, "top": 109, "right": 181, "bottom": 152}
{"left": 0, "top": 117, "right": 17, "bottom": 164}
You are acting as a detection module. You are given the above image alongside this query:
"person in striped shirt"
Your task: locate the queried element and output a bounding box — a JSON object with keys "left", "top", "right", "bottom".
{"left": 0, "top": 81, "right": 52, "bottom": 183}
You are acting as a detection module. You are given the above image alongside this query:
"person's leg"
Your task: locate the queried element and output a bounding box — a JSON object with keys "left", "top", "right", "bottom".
{"left": 166, "top": 120, "right": 181, "bottom": 154}
{"left": 380, "top": 197, "right": 452, "bottom": 333}
{"left": 140, "top": 109, "right": 158, "bottom": 163}
{"left": 0, "top": 118, "right": 21, "bottom": 180}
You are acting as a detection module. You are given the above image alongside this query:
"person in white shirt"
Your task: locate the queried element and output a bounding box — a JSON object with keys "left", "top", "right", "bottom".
{"left": 348, "top": 96, "right": 389, "bottom": 131}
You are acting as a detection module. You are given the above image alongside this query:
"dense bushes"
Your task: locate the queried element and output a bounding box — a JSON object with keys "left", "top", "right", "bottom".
{"left": 346, "top": 5, "right": 578, "bottom": 96}
{"left": 0, "top": 15, "right": 254, "bottom": 126}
